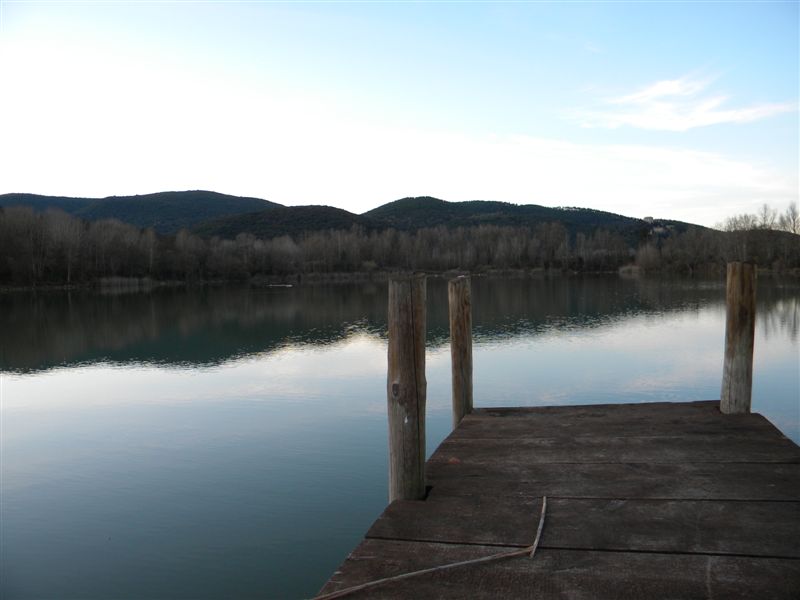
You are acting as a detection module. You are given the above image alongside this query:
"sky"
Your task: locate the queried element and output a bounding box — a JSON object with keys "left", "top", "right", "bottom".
{"left": 0, "top": 0, "right": 797, "bottom": 226}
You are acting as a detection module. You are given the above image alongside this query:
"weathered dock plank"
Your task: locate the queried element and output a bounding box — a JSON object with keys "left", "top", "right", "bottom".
{"left": 427, "top": 433, "right": 799, "bottom": 465}
{"left": 368, "top": 496, "right": 800, "bottom": 557}
{"left": 426, "top": 462, "right": 800, "bottom": 501}
{"left": 318, "top": 401, "right": 800, "bottom": 599}
{"left": 449, "top": 401, "right": 784, "bottom": 438}
{"left": 322, "top": 541, "right": 800, "bottom": 600}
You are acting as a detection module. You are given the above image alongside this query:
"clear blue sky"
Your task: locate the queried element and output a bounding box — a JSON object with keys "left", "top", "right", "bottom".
{"left": 1, "top": 0, "right": 797, "bottom": 225}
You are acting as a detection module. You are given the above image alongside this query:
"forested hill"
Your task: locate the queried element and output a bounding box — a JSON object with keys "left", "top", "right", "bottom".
{"left": 193, "top": 197, "right": 649, "bottom": 240}
{"left": 363, "top": 196, "right": 656, "bottom": 238}
{"left": 193, "top": 205, "right": 379, "bottom": 239}
{"left": 0, "top": 191, "right": 278, "bottom": 234}
{"left": 192, "top": 196, "right": 691, "bottom": 246}
{"left": 0, "top": 191, "right": 693, "bottom": 242}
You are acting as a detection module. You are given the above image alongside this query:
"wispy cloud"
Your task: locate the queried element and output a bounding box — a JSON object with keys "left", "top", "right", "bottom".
{"left": 583, "top": 41, "right": 604, "bottom": 55}
{"left": 575, "top": 76, "right": 795, "bottom": 131}
{"left": 544, "top": 32, "right": 604, "bottom": 55}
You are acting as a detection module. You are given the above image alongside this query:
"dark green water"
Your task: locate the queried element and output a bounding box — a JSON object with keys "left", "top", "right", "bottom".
{"left": 1, "top": 276, "right": 798, "bottom": 599}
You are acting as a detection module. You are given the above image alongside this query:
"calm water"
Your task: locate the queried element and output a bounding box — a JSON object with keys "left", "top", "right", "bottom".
{"left": 1, "top": 276, "right": 798, "bottom": 599}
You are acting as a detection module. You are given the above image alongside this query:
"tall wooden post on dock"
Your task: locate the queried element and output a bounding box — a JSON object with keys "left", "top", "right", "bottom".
{"left": 720, "top": 262, "right": 757, "bottom": 414}
{"left": 448, "top": 276, "right": 473, "bottom": 429}
{"left": 387, "top": 274, "right": 427, "bottom": 501}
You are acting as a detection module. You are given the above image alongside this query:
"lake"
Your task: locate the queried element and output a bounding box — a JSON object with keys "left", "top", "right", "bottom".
{"left": 1, "top": 275, "right": 798, "bottom": 599}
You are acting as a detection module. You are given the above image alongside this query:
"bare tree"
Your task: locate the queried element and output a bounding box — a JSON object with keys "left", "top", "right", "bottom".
{"left": 757, "top": 203, "right": 778, "bottom": 230}
{"left": 44, "top": 209, "right": 83, "bottom": 283}
{"left": 723, "top": 213, "right": 758, "bottom": 231}
{"left": 140, "top": 228, "right": 158, "bottom": 275}
{"left": 779, "top": 202, "right": 799, "bottom": 235}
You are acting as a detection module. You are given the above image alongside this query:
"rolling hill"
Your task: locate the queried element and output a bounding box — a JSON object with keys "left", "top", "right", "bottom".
{"left": 363, "top": 196, "right": 645, "bottom": 235}
{"left": 193, "top": 205, "right": 379, "bottom": 239}
{"left": 0, "top": 191, "right": 279, "bottom": 234}
{"left": 0, "top": 193, "right": 95, "bottom": 214}
{"left": 0, "top": 191, "right": 696, "bottom": 242}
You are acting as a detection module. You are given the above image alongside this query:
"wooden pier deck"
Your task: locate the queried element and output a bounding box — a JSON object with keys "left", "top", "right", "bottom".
{"left": 318, "top": 401, "right": 800, "bottom": 599}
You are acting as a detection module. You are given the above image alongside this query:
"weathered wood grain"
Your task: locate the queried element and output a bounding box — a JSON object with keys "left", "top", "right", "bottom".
{"left": 721, "top": 262, "right": 757, "bottom": 414}
{"left": 319, "top": 541, "right": 800, "bottom": 599}
{"left": 428, "top": 433, "right": 800, "bottom": 467}
{"left": 367, "top": 495, "right": 543, "bottom": 548}
{"left": 449, "top": 401, "right": 783, "bottom": 439}
{"left": 387, "top": 274, "right": 427, "bottom": 501}
{"left": 448, "top": 276, "right": 473, "bottom": 429}
{"left": 425, "top": 462, "right": 800, "bottom": 501}
{"left": 367, "top": 496, "right": 800, "bottom": 558}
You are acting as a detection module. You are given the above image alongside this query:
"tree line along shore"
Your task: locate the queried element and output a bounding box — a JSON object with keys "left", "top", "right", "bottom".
{"left": 0, "top": 204, "right": 798, "bottom": 287}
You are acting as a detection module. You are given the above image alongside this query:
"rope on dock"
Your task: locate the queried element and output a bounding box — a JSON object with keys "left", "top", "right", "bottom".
{"left": 311, "top": 496, "right": 548, "bottom": 600}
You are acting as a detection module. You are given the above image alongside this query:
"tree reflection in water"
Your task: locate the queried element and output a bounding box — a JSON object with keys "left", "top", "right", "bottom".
{"left": 1, "top": 276, "right": 797, "bottom": 374}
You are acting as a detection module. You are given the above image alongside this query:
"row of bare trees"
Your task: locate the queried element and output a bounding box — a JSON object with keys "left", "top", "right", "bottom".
{"left": 718, "top": 202, "right": 800, "bottom": 235}
{"left": 636, "top": 225, "right": 799, "bottom": 274}
{"left": 1, "top": 205, "right": 798, "bottom": 286}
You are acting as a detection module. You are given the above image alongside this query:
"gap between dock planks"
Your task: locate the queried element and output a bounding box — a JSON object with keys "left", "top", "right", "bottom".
{"left": 318, "top": 401, "right": 800, "bottom": 599}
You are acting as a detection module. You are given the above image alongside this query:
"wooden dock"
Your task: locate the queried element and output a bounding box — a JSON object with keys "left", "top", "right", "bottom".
{"left": 318, "top": 266, "right": 798, "bottom": 598}
{"left": 318, "top": 401, "right": 800, "bottom": 599}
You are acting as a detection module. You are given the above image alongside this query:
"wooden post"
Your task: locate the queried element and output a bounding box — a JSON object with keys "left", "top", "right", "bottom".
{"left": 720, "top": 262, "right": 757, "bottom": 414}
{"left": 387, "top": 274, "right": 427, "bottom": 501}
{"left": 448, "top": 276, "right": 473, "bottom": 429}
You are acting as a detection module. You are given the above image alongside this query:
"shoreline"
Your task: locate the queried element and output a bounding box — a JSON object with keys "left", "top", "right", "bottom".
{"left": 1, "top": 265, "right": 798, "bottom": 293}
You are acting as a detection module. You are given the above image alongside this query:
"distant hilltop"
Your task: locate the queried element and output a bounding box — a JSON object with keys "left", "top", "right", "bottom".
{"left": 0, "top": 190, "right": 690, "bottom": 243}
{"left": 0, "top": 191, "right": 278, "bottom": 235}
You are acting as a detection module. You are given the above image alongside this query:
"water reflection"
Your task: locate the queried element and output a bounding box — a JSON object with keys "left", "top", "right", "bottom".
{"left": 760, "top": 296, "right": 799, "bottom": 342}
{"left": 2, "top": 276, "right": 797, "bottom": 600}
{"left": 1, "top": 276, "right": 797, "bottom": 374}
